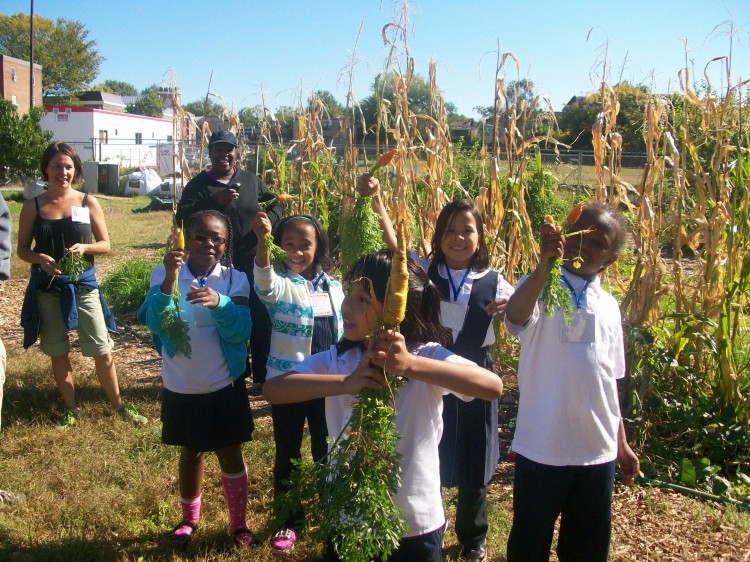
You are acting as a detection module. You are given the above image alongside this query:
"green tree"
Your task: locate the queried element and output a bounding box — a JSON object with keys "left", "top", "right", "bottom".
{"left": 0, "top": 99, "right": 52, "bottom": 178}
{"left": 0, "top": 13, "right": 103, "bottom": 99}
{"left": 182, "top": 98, "right": 225, "bottom": 118}
{"left": 358, "top": 72, "right": 457, "bottom": 141}
{"left": 557, "top": 82, "right": 649, "bottom": 152}
{"left": 269, "top": 106, "right": 297, "bottom": 141}
{"left": 239, "top": 105, "right": 262, "bottom": 129}
{"left": 92, "top": 80, "right": 138, "bottom": 96}
{"left": 126, "top": 85, "right": 165, "bottom": 118}
{"left": 308, "top": 90, "right": 344, "bottom": 117}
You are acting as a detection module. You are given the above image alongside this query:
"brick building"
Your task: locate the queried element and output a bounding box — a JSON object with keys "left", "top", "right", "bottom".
{"left": 0, "top": 54, "right": 43, "bottom": 114}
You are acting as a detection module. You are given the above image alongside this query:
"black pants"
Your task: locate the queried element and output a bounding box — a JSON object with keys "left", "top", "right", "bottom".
{"left": 454, "top": 485, "right": 488, "bottom": 550}
{"left": 322, "top": 525, "right": 444, "bottom": 562}
{"left": 271, "top": 399, "right": 328, "bottom": 529}
{"left": 506, "top": 454, "right": 616, "bottom": 562}
{"left": 247, "top": 286, "right": 271, "bottom": 384}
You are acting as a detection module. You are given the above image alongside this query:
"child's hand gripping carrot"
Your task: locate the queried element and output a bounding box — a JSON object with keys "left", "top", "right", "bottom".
{"left": 539, "top": 204, "right": 582, "bottom": 324}
{"left": 252, "top": 211, "right": 286, "bottom": 270}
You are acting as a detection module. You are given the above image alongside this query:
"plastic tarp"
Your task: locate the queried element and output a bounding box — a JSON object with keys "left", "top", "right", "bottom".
{"left": 125, "top": 168, "right": 162, "bottom": 196}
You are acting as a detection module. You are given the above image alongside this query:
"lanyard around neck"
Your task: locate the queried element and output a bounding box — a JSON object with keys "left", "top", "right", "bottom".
{"left": 311, "top": 271, "right": 326, "bottom": 291}
{"left": 447, "top": 266, "right": 471, "bottom": 301}
{"left": 562, "top": 276, "right": 591, "bottom": 310}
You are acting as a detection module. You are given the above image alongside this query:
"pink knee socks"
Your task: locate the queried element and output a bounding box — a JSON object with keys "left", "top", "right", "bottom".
{"left": 221, "top": 466, "right": 248, "bottom": 532}
{"left": 175, "top": 494, "right": 201, "bottom": 537}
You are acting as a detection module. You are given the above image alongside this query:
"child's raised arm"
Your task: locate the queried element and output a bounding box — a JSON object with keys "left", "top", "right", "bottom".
{"left": 251, "top": 212, "right": 272, "bottom": 268}
{"left": 357, "top": 174, "right": 398, "bottom": 251}
{"left": 505, "top": 223, "right": 564, "bottom": 325}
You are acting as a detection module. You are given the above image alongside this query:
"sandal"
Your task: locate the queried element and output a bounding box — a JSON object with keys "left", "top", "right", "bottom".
{"left": 169, "top": 521, "right": 197, "bottom": 548}
{"left": 233, "top": 527, "right": 258, "bottom": 547}
{"left": 271, "top": 528, "right": 297, "bottom": 553}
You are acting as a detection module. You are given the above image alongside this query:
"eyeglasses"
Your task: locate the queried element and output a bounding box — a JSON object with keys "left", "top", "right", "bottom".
{"left": 192, "top": 234, "right": 226, "bottom": 245}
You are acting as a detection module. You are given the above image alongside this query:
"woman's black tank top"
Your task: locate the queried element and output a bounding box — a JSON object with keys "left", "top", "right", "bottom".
{"left": 32, "top": 194, "right": 94, "bottom": 265}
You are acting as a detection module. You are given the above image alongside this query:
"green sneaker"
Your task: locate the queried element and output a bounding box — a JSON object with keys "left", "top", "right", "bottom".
{"left": 117, "top": 403, "right": 148, "bottom": 425}
{"left": 56, "top": 409, "right": 78, "bottom": 431}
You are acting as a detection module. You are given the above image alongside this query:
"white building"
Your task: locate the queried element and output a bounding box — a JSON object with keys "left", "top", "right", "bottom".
{"left": 40, "top": 105, "right": 177, "bottom": 169}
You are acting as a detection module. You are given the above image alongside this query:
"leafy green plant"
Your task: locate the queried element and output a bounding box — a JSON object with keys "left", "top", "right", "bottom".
{"left": 101, "top": 258, "right": 161, "bottom": 316}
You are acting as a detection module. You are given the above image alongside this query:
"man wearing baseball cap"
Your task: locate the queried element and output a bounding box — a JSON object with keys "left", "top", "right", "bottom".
{"left": 177, "top": 129, "right": 282, "bottom": 387}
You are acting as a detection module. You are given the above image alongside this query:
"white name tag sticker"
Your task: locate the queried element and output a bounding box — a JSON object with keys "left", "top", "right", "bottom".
{"left": 560, "top": 311, "right": 596, "bottom": 343}
{"left": 440, "top": 300, "right": 468, "bottom": 333}
{"left": 71, "top": 206, "right": 90, "bottom": 224}
{"left": 310, "top": 291, "right": 334, "bottom": 317}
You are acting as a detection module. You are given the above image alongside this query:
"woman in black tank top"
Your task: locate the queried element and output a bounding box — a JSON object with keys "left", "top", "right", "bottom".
{"left": 17, "top": 142, "right": 146, "bottom": 430}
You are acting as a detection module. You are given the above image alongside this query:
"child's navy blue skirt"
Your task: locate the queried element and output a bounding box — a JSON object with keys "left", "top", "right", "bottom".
{"left": 161, "top": 379, "right": 254, "bottom": 452}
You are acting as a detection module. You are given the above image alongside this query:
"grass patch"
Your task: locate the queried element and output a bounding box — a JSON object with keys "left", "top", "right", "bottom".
{"left": 101, "top": 258, "right": 161, "bottom": 316}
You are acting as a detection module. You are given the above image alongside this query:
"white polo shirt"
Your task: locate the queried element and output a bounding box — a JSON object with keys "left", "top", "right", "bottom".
{"left": 293, "top": 342, "right": 475, "bottom": 537}
{"left": 505, "top": 269, "right": 625, "bottom": 466}
{"left": 150, "top": 262, "right": 250, "bottom": 394}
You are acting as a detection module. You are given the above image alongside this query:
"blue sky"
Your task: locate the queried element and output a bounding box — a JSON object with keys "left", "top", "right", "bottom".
{"left": 4, "top": 1, "right": 750, "bottom": 117}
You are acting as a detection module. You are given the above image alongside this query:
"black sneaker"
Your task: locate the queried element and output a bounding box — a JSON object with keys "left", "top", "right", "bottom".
{"left": 461, "top": 540, "right": 487, "bottom": 562}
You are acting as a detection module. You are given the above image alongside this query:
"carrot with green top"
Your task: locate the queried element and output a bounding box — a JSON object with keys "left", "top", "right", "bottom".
{"left": 270, "top": 226, "right": 411, "bottom": 562}
{"left": 540, "top": 203, "right": 583, "bottom": 324}
{"left": 160, "top": 223, "right": 191, "bottom": 357}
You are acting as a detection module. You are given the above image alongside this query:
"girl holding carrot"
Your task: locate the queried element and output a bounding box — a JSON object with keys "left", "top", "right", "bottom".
{"left": 251, "top": 212, "right": 345, "bottom": 554}
{"left": 360, "top": 180, "right": 512, "bottom": 561}
{"left": 263, "top": 250, "right": 504, "bottom": 561}
{"left": 138, "top": 210, "right": 257, "bottom": 548}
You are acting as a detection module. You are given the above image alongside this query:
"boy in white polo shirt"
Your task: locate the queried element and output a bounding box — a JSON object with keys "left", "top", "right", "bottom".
{"left": 504, "top": 202, "right": 640, "bottom": 562}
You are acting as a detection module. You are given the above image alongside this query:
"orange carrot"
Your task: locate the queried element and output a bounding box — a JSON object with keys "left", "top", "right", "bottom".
{"left": 370, "top": 149, "right": 398, "bottom": 175}
{"left": 566, "top": 203, "right": 583, "bottom": 225}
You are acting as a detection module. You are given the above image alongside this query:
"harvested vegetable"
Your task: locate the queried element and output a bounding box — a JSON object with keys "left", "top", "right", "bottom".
{"left": 46, "top": 251, "right": 89, "bottom": 288}
{"left": 272, "top": 226, "right": 410, "bottom": 561}
{"left": 539, "top": 203, "right": 583, "bottom": 324}
{"left": 260, "top": 193, "right": 290, "bottom": 270}
{"left": 160, "top": 224, "right": 191, "bottom": 358}
{"left": 381, "top": 223, "right": 408, "bottom": 329}
{"left": 340, "top": 196, "right": 384, "bottom": 275}
{"left": 370, "top": 149, "right": 397, "bottom": 175}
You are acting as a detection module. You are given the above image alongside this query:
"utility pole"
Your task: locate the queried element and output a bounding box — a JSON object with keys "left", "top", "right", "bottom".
{"left": 29, "top": 0, "right": 34, "bottom": 107}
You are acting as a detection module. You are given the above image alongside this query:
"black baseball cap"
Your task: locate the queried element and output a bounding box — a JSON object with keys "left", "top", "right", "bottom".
{"left": 208, "top": 130, "right": 238, "bottom": 148}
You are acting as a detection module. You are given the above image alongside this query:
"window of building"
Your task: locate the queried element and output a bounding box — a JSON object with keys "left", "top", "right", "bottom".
{"left": 99, "top": 130, "right": 108, "bottom": 144}
{"left": 11, "top": 95, "right": 17, "bottom": 106}
{"left": 10, "top": 67, "right": 17, "bottom": 82}
{"left": 135, "top": 133, "right": 142, "bottom": 144}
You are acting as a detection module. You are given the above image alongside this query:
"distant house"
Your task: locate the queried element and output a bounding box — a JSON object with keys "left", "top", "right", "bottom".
{"left": 40, "top": 105, "right": 176, "bottom": 168}
{"left": 78, "top": 91, "right": 128, "bottom": 112}
{"left": 0, "top": 54, "right": 43, "bottom": 114}
{"left": 292, "top": 116, "right": 343, "bottom": 145}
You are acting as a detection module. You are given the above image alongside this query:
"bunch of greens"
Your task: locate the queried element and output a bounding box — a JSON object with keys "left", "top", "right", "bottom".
{"left": 339, "top": 150, "right": 397, "bottom": 275}
{"left": 272, "top": 386, "right": 406, "bottom": 562}
{"left": 261, "top": 193, "right": 289, "bottom": 270}
{"left": 539, "top": 203, "right": 583, "bottom": 324}
{"left": 47, "top": 251, "right": 89, "bottom": 288}
{"left": 272, "top": 226, "right": 410, "bottom": 561}
{"left": 340, "top": 196, "right": 384, "bottom": 275}
{"left": 160, "top": 303, "right": 191, "bottom": 358}
{"left": 159, "top": 226, "right": 191, "bottom": 357}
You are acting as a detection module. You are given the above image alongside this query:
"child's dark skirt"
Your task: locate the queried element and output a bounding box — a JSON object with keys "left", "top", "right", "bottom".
{"left": 161, "top": 379, "right": 254, "bottom": 452}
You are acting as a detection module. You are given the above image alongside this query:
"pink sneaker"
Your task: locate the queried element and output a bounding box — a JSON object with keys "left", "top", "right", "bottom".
{"left": 271, "top": 528, "right": 297, "bottom": 553}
